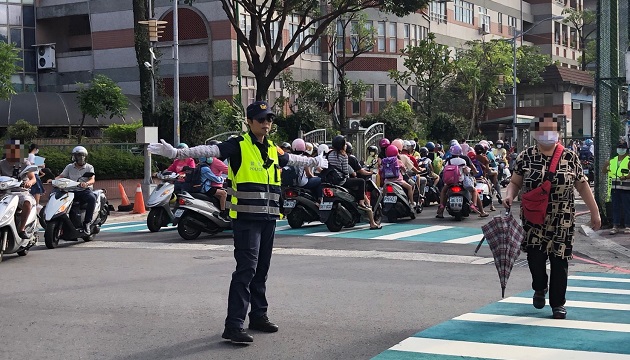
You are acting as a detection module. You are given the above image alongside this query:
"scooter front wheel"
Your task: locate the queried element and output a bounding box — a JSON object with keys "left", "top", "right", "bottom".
{"left": 325, "top": 213, "right": 344, "bottom": 232}
{"left": 177, "top": 214, "right": 202, "bottom": 240}
{"left": 147, "top": 208, "right": 167, "bottom": 232}
{"left": 44, "top": 220, "right": 62, "bottom": 249}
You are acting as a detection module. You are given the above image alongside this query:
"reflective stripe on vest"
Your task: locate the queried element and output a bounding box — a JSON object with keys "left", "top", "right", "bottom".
{"left": 608, "top": 156, "right": 630, "bottom": 193}
{"left": 228, "top": 133, "right": 281, "bottom": 219}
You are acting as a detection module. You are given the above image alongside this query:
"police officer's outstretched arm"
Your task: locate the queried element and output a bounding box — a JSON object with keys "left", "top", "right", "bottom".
{"left": 148, "top": 139, "right": 222, "bottom": 160}
{"left": 284, "top": 152, "right": 328, "bottom": 169}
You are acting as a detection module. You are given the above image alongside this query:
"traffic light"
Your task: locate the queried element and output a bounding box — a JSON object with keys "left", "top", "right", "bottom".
{"left": 138, "top": 19, "right": 167, "bottom": 42}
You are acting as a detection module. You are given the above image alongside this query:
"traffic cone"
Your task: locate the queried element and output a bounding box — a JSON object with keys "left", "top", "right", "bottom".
{"left": 132, "top": 184, "right": 146, "bottom": 214}
{"left": 118, "top": 183, "right": 133, "bottom": 212}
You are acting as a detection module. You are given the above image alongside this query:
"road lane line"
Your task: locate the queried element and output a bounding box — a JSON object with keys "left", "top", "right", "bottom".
{"left": 501, "top": 297, "right": 630, "bottom": 311}
{"left": 454, "top": 313, "right": 630, "bottom": 332}
{"left": 372, "top": 225, "right": 452, "bottom": 240}
{"left": 570, "top": 275, "right": 630, "bottom": 283}
{"left": 387, "top": 337, "right": 630, "bottom": 360}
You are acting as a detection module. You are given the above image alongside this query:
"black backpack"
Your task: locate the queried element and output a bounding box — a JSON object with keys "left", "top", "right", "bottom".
{"left": 281, "top": 166, "right": 302, "bottom": 187}
{"left": 185, "top": 163, "right": 210, "bottom": 193}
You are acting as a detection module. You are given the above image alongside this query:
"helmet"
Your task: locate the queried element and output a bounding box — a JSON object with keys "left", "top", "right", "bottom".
{"left": 176, "top": 143, "right": 188, "bottom": 149}
{"left": 488, "top": 141, "right": 494, "bottom": 147}
{"left": 479, "top": 140, "right": 490, "bottom": 151}
{"left": 474, "top": 144, "right": 485, "bottom": 155}
{"left": 305, "top": 142, "right": 314, "bottom": 155}
{"left": 332, "top": 135, "right": 346, "bottom": 151}
{"left": 367, "top": 145, "right": 378, "bottom": 154}
{"left": 345, "top": 142, "right": 353, "bottom": 155}
{"left": 291, "top": 138, "right": 306, "bottom": 152}
{"left": 436, "top": 144, "right": 443, "bottom": 150}
{"left": 392, "top": 139, "right": 404, "bottom": 151}
{"left": 280, "top": 142, "right": 291, "bottom": 149}
{"left": 496, "top": 140, "right": 504, "bottom": 146}
{"left": 379, "top": 138, "right": 391, "bottom": 149}
{"left": 450, "top": 144, "right": 463, "bottom": 156}
{"left": 449, "top": 139, "right": 459, "bottom": 147}
{"left": 403, "top": 140, "right": 411, "bottom": 149}
{"left": 385, "top": 145, "right": 399, "bottom": 158}
{"left": 585, "top": 139, "right": 593, "bottom": 146}
{"left": 207, "top": 140, "right": 221, "bottom": 146}
{"left": 317, "top": 144, "right": 329, "bottom": 156}
{"left": 419, "top": 147, "right": 429, "bottom": 157}
{"left": 72, "top": 146, "right": 88, "bottom": 165}
{"left": 467, "top": 151, "right": 476, "bottom": 160}
{"left": 409, "top": 140, "right": 416, "bottom": 149}
{"left": 425, "top": 142, "right": 435, "bottom": 151}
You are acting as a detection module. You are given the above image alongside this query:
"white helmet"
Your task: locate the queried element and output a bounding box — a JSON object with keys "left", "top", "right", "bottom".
{"left": 72, "top": 146, "right": 88, "bottom": 156}
{"left": 72, "top": 146, "right": 88, "bottom": 165}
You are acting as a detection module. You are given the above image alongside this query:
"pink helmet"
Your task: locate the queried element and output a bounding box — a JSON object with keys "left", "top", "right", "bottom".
{"left": 392, "top": 139, "right": 404, "bottom": 151}
{"left": 291, "top": 138, "right": 306, "bottom": 152}
{"left": 379, "top": 138, "right": 391, "bottom": 149}
{"left": 385, "top": 145, "right": 399, "bottom": 157}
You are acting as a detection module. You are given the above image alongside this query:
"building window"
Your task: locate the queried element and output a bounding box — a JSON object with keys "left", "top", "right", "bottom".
{"left": 378, "top": 84, "right": 386, "bottom": 100}
{"left": 454, "top": 0, "right": 474, "bottom": 25}
{"left": 366, "top": 101, "right": 373, "bottom": 114}
{"left": 352, "top": 101, "right": 360, "bottom": 115}
{"left": 554, "top": 22, "right": 561, "bottom": 44}
{"left": 389, "top": 22, "right": 397, "bottom": 52}
{"left": 336, "top": 20, "right": 344, "bottom": 52}
{"left": 562, "top": 24, "right": 569, "bottom": 46}
{"left": 479, "top": 7, "right": 490, "bottom": 29}
{"left": 2, "top": 4, "right": 36, "bottom": 92}
{"left": 289, "top": 14, "right": 302, "bottom": 52}
{"left": 429, "top": 1, "right": 447, "bottom": 23}
{"left": 403, "top": 23, "right": 410, "bottom": 48}
{"left": 498, "top": 12, "right": 503, "bottom": 33}
{"left": 241, "top": 77, "right": 256, "bottom": 109}
{"left": 377, "top": 21, "right": 386, "bottom": 52}
{"left": 508, "top": 16, "right": 517, "bottom": 36}
{"left": 267, "top": 79, "right": 283, "bottom": 108}
{"left": 570, "top": 28, "right": 577, "bottom": 49}
{"left": 305, "top": 24, "right": 320, "bottom": 55}
{"left": 350, "top": 21, "right": 359, "bottom": 51}
{"left": 365, "top": 84, "right": 374, "bottom": 100}
{"left": 390, "top": 84, "right": 398, "bottom": 101}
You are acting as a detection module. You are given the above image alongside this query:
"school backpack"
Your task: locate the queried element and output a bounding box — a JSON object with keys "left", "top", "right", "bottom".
{"left": 186, "top": 163, "right": 209, "bottom": 193}
{"left": 442, "top": 163, "right": 461, "bottom": 185}
{"left": 381, "top": 156, "right": 400, "bottom": 179}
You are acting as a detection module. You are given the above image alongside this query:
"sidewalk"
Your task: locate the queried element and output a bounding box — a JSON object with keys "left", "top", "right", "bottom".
{"left": 105, "top": 199, "right": 148, "bottom": 224}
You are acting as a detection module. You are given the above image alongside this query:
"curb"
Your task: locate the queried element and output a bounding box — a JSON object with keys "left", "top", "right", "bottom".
{"left": 107, "top": 212, "right": 148, "bottom": 224}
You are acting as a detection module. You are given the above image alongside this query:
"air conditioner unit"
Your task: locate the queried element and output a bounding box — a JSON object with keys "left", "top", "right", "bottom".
{"left": 348, "top": 119, "right": 362, "bottom": 130}
{"left": 479, "top": 23, "right": 490, "bottom": 35}
{"left": 37, "top": 44, "right": 56, "bottom": 70}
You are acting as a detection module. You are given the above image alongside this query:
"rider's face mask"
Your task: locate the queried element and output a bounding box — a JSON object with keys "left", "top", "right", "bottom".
{"left": 73, "top": 153, "right": 86, "bottom": 165}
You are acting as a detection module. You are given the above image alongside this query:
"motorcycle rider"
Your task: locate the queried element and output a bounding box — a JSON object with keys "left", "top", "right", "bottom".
{"left": 198, "top": 156, "right": 229, "bottom": 222}
{"left": 0, "top": 140, "right": 36, "bottom": 239}
{"left": 167, "top": 143, "right": 196, "bottom": 193}
{"left": 365, "top": 145, "right": 379, "bottom": 174}
{"left": 56, "top": 146, "right": 97, "bottom": 235}
{"left": 481, "top": 140, "right": 502, "bottom": 203}
{"left": 289, "top": 138, "right": 323, "bottom": 202}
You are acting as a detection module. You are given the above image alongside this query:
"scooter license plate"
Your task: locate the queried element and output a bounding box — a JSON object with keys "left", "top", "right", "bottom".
{"left": 449, "top": 197, "right": 463, "bottom": 206}
{"left": 383, "top": 195, "right": 397, "bottom": 203}
{"left": 283, "top": 200, "right": 296, "bottom": 209}
{"left": 319, "top": 202, "right": 333, "bottom": 211}
{"left": 174, "top": 209, "right": 185, "bottom": 218}
{"left": 583, "top": 169, "right": 589, "bottom": 174}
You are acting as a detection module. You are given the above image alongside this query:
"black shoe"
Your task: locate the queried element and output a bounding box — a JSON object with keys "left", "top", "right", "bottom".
{"left": 217, "top": 214, "right": 229, "bottom": 223}
{"left": 17, "top": 230, "right": 29, "bottom": 239}
{"left": 83, "top": 223, "right": 91, "bottom": 236}
{"left": 221, "top": 327, "right": 253, "bottom": 343}
{"left": 552, "top": 306, "right": 567, "bottom": 319}
{"left": 248, "top": 315, "right": 279, "bottom": 333}
{"left": 533, "top": 289, "right": 547, "bottom": 309}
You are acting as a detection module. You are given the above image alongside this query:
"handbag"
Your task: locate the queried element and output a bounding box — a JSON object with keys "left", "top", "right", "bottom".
{"left": 520, "top": 144, "right": 564, "bottom": 225}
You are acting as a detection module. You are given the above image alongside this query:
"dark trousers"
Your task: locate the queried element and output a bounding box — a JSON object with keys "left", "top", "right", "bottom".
{"left": 225, "top": 219, "right": 276, "bottom": 329}
{"left": 527, "top": 246, "right": 569, "bottom": 308}
{"left": 611, "top": 189, "right": 630, "bottom": 227}
{"left": 74, "top": 190, "right": 97, "bottom": 224}
{"left": 343, "top": 177, "right": 366, "bottom": 202}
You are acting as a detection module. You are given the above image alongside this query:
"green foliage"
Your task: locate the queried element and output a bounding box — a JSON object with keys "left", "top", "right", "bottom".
{"left": 274, "top": 102, "right": 331, "bottom": 141}
{"left": 6, "top": 120, "right": 38, "bottom": 143}
{"left": 103, "top": 120, "right": 143, "bottom": 143}
{"left": 578, "top": 40, "right": 596, "bottom": 70}
{"left": 562, "top": 8, "right": 596, "bottom": 71}
{"left": 39, "top": 146, "right": 145, "bottom": 180}
{"left": 426, "top": 112, "right": 469, "bottom": 144}
{"left": 0, "top": 42, "right": 21, "bottom": 100}
{"left": 362, "top": 101, "right": 419, "bottom": 140}
{"left": 77, "top": 75, "right": 128, "bottom": 143}
{"left": 153, "top": 98, "right": 242, "bottom": 146}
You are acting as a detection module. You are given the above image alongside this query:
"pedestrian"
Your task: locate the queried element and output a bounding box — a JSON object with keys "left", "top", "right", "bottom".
{"left": 604, "top": 141, "right": 630, "bottom": 234}
{"left": 148, "top": 101, "right": 327, "bottom": 344}
{"left": 503, "top": 114, "right": 601, "bottom": 319}
{"left": 26, "top": 143, "right": 45, "bottom": 209}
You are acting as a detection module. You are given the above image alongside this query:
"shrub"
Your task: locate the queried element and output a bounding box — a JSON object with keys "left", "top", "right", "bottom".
{"left": 6, "top": 119, "right": 38, "bottom": 143}
{"left": 103, "top": 120, "right": 143, "bottom": 143}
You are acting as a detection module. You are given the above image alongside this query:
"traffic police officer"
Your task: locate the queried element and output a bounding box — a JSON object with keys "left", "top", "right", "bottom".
{"left": 148, "top": 101, "right": 328, "bottom": 344}
{"left": 604, "top": 141, "right": 630, "bottom": 234}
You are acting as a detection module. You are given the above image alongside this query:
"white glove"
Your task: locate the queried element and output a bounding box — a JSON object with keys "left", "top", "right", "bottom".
{"left": 315, "top": 154, "right": 328, "bottom": 169}
{"left": 148, "top": 139, "right": 178, "bottom": 158}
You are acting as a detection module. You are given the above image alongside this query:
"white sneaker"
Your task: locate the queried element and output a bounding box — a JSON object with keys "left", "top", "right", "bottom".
{"left": 609, "top": 227, "right": 619, "bottom": 235}
{"left": 624, "top": 228, "right": 630, "bottom": 234}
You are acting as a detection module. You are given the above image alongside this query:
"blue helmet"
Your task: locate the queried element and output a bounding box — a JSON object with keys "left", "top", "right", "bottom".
{"left": 426, "top": 141, "right": 435, "bottom": 151}
{"left": 585, "top": 139, "right": 593, "bottom": 146}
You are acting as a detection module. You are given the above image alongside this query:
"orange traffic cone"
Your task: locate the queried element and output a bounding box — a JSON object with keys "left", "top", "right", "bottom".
{"left": 132, "top": 184, "right": 146, "bottom": 214}
{"left": 118, "top": 183, "right": 133, "bottom": 212}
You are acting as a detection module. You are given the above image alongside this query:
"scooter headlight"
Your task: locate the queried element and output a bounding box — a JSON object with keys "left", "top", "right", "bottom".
{"left": 0, "top": 205, "right": 16, "bottom": 223}
{"left": 53, "top": 179, "right": 71, "bottom": 189}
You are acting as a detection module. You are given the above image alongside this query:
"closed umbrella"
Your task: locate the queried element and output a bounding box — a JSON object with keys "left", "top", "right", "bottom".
{"left": 476, "top": 211, "right": 524, "bottom": 298}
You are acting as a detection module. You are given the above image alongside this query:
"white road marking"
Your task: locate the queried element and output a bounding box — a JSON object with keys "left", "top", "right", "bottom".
{"left": 501, "top": 297, "right": 630, "bottom": 311}
{"left": 388, "top": 337, "right": 630, "bottom": 360}
{"left": 372, "top": 225, "right": 453, "bottom": 240}
{"left": 443, "top": 234, "right": 485, "bottom": 244}
{"left": 454, "top": 312, "right": 630, "bottom": 332}
{"left": 569, "top": 275, "right": 630, "bottom": 283}
{"left": 77, "top": 241, "right": 496, "bottom": 265}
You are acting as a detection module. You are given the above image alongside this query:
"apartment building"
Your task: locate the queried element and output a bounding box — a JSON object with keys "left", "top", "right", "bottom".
{"left": 0, "top": 0, "right": 592, "bottom": 141}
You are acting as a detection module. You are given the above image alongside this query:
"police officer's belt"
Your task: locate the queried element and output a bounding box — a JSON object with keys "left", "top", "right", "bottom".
{"left": 226, "top": 203, "right": 281, "bottom": 215}
{"left": 226, "top": 188, "right": 280, "bottom": 201}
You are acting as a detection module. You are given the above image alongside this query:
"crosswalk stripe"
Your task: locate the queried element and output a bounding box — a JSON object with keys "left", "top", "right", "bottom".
{"left": 101, "top": 223, "right": 145, "bottom": 231}
{"left": 385, "top": 337, "right": 630, "bottom": 360}
{"left": 501, "top": 297, "right": 630, "bottom": 311}
{"left": 373, "top": 225, "right": 452, "bottom": 240}
{"left": 442, "top": 234, "right": 484, "bottom": 244}
{"left": 570, "top": 275, "right": 630, "bottom": 283}
{"left": 454, "top": 312, "right": 630, "bottom": 332}
{"left": 307, "top": 223, "right": 394, "bottom": 237}
{"left": 567, "top": 286, "right": 630, "bottom": 295}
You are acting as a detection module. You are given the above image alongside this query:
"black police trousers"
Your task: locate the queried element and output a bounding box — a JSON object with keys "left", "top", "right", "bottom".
{"left": 225, "top": 218, "right": 276, "bottom": 329}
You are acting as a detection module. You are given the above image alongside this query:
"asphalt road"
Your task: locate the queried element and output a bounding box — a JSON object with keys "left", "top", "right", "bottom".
{"left": 1, "top": 197, "right": 629, "bottom": 360}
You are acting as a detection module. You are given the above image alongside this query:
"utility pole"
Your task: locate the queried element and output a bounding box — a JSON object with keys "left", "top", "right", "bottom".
{"left": 173, "top": 0, "right": 180, "bottom": 145}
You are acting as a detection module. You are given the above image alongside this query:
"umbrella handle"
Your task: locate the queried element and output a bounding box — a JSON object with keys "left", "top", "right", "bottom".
{"left": 474, "top": 236, "right": 485, "bottom": 255}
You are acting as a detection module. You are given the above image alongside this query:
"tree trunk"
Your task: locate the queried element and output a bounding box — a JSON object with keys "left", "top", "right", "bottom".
{"left": 133, "top": 0, "right": 154, "bottom": 126}
{"left": 254, "top": 72, "right": 273, "bottom": 102}
{"left": 338, "top": 71, "right": 347, "bottom": 131}
{"left": 469, "top": 86, "right": 478, "bottom": 139}
{"left": 77, "top": 114, "right": 86, "bottom": 144}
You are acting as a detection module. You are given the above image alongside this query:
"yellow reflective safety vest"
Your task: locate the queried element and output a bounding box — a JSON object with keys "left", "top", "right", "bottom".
{"left": 227, "top": 133, "right": 281, "bottom": 220}
{"left": 607, "top": 155, "right": 630, "bottom": 201}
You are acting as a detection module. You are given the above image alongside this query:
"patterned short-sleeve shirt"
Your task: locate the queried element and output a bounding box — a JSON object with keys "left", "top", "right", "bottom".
{"left": 514, "top": 145, "right": 587, "bottom": 259}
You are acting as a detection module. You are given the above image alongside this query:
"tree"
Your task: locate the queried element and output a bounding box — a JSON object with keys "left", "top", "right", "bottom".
{"left": 362, "top": 100, "right": 419, "bottom": 140}
{"left": 6, "top": 120, "right": 38, "bottom": 143}
{"left": 133, "top": 0, "right": 155, "bottom": 126}
{"left": 327, "top": 12, "right": 374, "bottom": 129}
{"left": 562, "top": 8, "right": 596, "bottom": 71}
{"left": 454, "top": 40, "right": 551, "bottom": 137}
{"left": 218, "top": 0, "right": 431, "bottom": 101}
{"left": 578, "top": 39, "right": 596, "bottom": 71}
{"left": 389, "top": 33, "right": 457, "bottom": 122}
{"left": 0, "top": 42, "right": 21, "bottom": 100}
{"left": 103, "top": 120, "right": 143, "bottom": 143}
{"left": 77, "top": 75, "right": 128, "bottom": 144}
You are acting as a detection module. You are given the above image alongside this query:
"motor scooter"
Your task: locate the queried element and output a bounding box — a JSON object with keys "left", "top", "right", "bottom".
{"left": 498, "top": 160, "right": 511, "bottom": 187}
{"left": 173, "top": 190, "right": 230, "bottom": 240}
{"left": 475, "top": 178, "right": 493, "bottom": 208}
{"left": 318, "top": 184, "right": 382, "bottom": 232}
{"left": 282, "top": 187, "right": 320, "bottom": 229}
{"left": 146, "top": 171, "right": 179, "bottom": 232}
{"left": 581, "top": 159, "right": 595, "bottom": 184}
{"left": 382, "top": 182, "right": 416, "bottom": 222}
{"left": 445, "top": 183, "right": 472, "bottom": 221}
{"left": 42, "top": 175, "right": 109, "bottom": 249}
{"left": 0, "top": 165, "right": 40, "bottom": 261}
